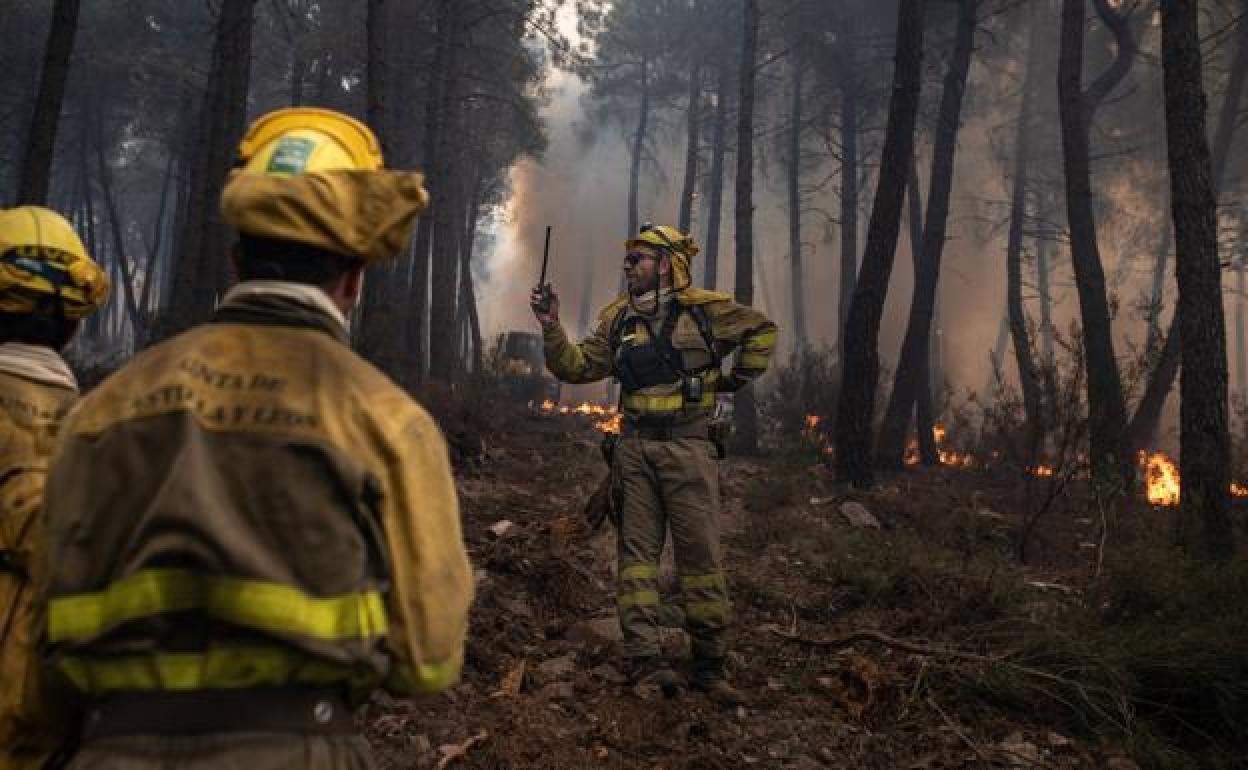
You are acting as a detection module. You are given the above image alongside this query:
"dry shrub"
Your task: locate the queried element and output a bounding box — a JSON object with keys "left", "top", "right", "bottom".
{"left": 969, "top": 542, "right": 1248, "bottom": 769}
{"left": 757, "top": 348, "right": 840, "bottom": 455}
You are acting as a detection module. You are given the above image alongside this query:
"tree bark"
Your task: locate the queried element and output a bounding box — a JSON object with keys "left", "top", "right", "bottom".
{"left": 1057, "top": 0, "right": 1134, "bottom": 486}
{"left": 168, "top": 0, "right": 257, "bottom": 334}
{"left": 15, "top": 0, "right": 81, "bottom": 206}
{"left": 837, "top": 48, "right": 860, "bottom": 347}
{"left": 1128, "top": 0, "right": 1248, "bottom": 449}
{"left": 1162, "top": 0, "right": 1233, "bottom": 559}
{"left": 702, "top": 59, "right": 730, "bottom": 290}
{"left": 400, "top": 0, "right": 457, "bottom": 383}
{"left": 787, "top": 59, "right": 808, "bottom": 354}
{"left": 356, "top": 0, "right": 397, "bottom": 373}
{"left": 907, "top": 153, "right": 937, "bottom": 465}
{"left": 833, "top": 0, "right": 925, "bottom": 487}
{"left": 428, "top": 14, "right": 467, "bottom": 380}
{"left": 733, "top": 0, "right": 760, "bottom": 454}
{"left": 1006, "top": 7, "right": 1045, "bottom": 454}
{"left": 876, "top": 0, "right": 975, "bottom": 470}
{"left": 678, "top": 52, "right": 702, "bottom": 234}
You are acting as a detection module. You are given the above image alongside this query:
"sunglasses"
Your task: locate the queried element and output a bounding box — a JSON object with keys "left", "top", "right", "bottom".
{"left": 624, "top": 251, "right": 657, "bottom": 268}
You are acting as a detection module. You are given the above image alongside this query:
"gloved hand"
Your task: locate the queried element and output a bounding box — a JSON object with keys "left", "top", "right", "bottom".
{"left": 530, "top": 284, "right": 560, "bottom": 328}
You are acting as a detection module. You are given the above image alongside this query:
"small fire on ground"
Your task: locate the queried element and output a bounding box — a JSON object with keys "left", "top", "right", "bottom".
{"left": 1139, "top": 450, "right": 1248, "bottom": 507}
{"left": 538, "top": 399, "right": 621, "bottom": 434}
{"left": 902, "top": 423, "right": 974, "bottom": 468}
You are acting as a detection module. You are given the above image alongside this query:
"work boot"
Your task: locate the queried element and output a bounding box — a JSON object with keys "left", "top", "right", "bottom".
{"left": 690, "top": 658, "right": 745, "bottom": 707}
{"left": 625, "top": 656, "right": 680, "bottom": 699}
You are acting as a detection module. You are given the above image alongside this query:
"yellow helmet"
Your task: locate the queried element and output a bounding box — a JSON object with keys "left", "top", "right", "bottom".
{"left": 236, "top": 107, "right": 384, "bottom": 174}
{"left": 626, "top": 223, "right": 699, "bottom": 258}
{"left": 626, "top": 223, "right": 699, "bottom": 289}
{"left": 0, "top": 206, "right": 109, "bottom": 319}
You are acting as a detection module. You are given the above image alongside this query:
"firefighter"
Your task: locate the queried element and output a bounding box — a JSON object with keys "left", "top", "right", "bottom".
{"left": 38, "top": 107, "right": 474, "bottom": 768}
{"left": 530, "top": 223, "right": 777, "bottom": 705}
{"left": 0, "top": 206, "right": 109, "bottom": 770}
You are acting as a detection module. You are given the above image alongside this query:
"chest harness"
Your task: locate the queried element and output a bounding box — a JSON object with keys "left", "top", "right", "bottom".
{"left": 609, "top": 300, "right": 719, "bottom": 403}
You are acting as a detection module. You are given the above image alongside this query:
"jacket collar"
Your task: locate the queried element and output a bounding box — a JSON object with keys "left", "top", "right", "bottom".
{"left": 212, "top": 281, "right": 350, "bottom": 344}
{"left": 0, "top": 342, "right": 78, "bottom": 392}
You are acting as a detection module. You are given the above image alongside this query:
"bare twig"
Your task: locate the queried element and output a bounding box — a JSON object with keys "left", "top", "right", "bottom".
{"left": 434, "top": 729, "right": 489, "bottom": 770}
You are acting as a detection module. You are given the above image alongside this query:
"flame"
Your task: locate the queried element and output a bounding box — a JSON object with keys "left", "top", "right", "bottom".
{"left": 932, "top": 424, "right": 947, "bottom": 444}
{"left": 1032, "top": 465, "right": 1054, "bottom": 477}
{"left": 594, "top": 413, "right": 622, "bottom": 434}
{"left": 536, "top": 399, "right": 620, "bottom": 434}
{"left": 804, "top": 414, "right": 821, "bottom": 430}
{"left": 1233, "top": 482, "right": 1248, "bottom": 498}
{"left": 1140, "top": 451, "right": 1181, "bottom": 506}
{"left": 904, "top": 437, "right": 920, "bottom": 466}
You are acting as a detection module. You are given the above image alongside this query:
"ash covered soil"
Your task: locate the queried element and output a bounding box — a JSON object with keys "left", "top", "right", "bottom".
{"left": 364, "top": 401, "right": 1145, "bottom": 769}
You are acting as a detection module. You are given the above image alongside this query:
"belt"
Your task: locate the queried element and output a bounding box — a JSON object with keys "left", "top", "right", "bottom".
{"left": 621, "top": 421, "right": 710, "bottom": 441}
{"left": 82, "top": 687, "right": 356, "bottom": 739}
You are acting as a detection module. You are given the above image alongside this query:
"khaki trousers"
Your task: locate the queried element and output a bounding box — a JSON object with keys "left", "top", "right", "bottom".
{"left": 613, "top": 436, "right": 731, "bottom": 660}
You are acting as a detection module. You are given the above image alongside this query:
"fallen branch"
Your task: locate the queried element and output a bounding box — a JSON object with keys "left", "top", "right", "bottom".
{"left": 762, "top": 626, "right": 1002, "bottom": 665}
{"left": 434, "top": 729, "right": 489, "bottom": 770}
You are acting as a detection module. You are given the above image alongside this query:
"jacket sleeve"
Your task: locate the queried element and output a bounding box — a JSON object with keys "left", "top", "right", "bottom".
{"left": 707, "top": 301, "right": 779, "bottom": 392}
{"left": 377, "top": 406, "right": 474, "bottom": 695}
{"left": 540, "top": 314, "right": 615, "bottom": 384}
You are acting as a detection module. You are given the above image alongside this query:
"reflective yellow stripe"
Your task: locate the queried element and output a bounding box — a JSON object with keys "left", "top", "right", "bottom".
{"left": 738, "top": 352, "right": 771, "bottom": 370}
{"left": 49, "top": 568, "right": 387, "bottom": 643}
{"left": 680, "top": 573, "right": 726, "bottom": 591}
{"left": 618, "top": 589, "right": 660, "bottom": 608}
{"left": 748, "top": 328, "right": 778, "bottom": 348}
{"left": 621, "top": 391, "right": 716, "bottom": 412}
{"left": 386, "top": 659, "right": 461, "bottom": 695}
{"left": 57, "top": 646, "right": 377, "bottom": 694}
{"left": 620, "top": 564, "right": 658, "bottom": 581}
{"left": 685, "top": 600, "right": 731, "bottom": 622}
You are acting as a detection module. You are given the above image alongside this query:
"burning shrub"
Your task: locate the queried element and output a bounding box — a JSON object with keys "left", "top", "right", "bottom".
{"left": 758, "top": 348, "right": 841, "bottom": 456}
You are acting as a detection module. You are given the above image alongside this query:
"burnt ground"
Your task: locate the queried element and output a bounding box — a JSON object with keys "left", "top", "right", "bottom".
{"left": 362, "top": 403, "right": 1184, "bottom": 770}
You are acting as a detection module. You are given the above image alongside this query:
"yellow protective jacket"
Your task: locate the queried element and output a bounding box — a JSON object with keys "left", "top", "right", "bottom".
{"left": 40, "top": 282, "right": 473, "bottom": 703}
{"left": 542, "top": 288, "right": 777, "bottom": 423}
{"left": 0, "top": 344, "right": 79, "bottom": 769}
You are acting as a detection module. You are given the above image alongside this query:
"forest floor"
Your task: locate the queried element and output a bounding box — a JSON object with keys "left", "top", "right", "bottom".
{"left": 364, "top": 396, "right": 1246, "bottom": 770}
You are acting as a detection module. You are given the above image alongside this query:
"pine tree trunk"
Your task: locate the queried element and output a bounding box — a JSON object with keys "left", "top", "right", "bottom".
{"left": 678, "top": 53, "right": 702, "bottom": 234}
{"left": 1162, "top": 0, "right": 1233, "bottom": 558}
{"left": 356, "top": 0, "right": 397, "bottom": 373}
{"left": 907, "top": 153, "right": 937, "bottom": 465}
{"left": 837, "top": 57, "right": 859, "bottom": 346}
{"left": 876, "top": 0, "right": 974, "bottom": 470}
{"left": 787, "top": 60, "right": 808, "bottom": 354}
{"left": 833, "top": 0, "right": 925, "bottom": 487}
{"left": 702, "top": 60, "right": 730, "bottom": 290}
{"left": 1036, "top": 227, "right": 1055, "bottom": 369}
{"left": 1006, "top": 7, "right": 1045, "bottom": 454}
{"left": 401, "top": 0, "right": 456, "bottom": 383}
{"left": 428, "top": 32, "right": 466, "bottom": 380}
{"left": 1057, "top": 0, "right": 1134, "bottom": 486}
{"left": 1129, "top": 0, "right": 1248, "bottom": 449}
{"left": 1145, "top": 212, "right": 1172, "bottom": 357}
{"left": 15, "top": 0, "right": 81, "bottom": 206}
{"left": 733, "top": 0, "right": 760, "bottom": 454}
{"left": 168, "top": 0, "right": 257, "bottom": 335}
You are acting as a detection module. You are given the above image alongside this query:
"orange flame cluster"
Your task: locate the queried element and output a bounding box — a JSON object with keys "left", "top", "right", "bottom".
{"left": 538, "top": 399, "right": 620, "bottom": 434}
{"left": 1140, "top": 451, "right": 1181, "bottom": 507}
{"left": 900, "top": 423, "right": 975, "bottom": 468}
{"left": 1137, "top": 451, "right": 1248, "bottom": 506}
